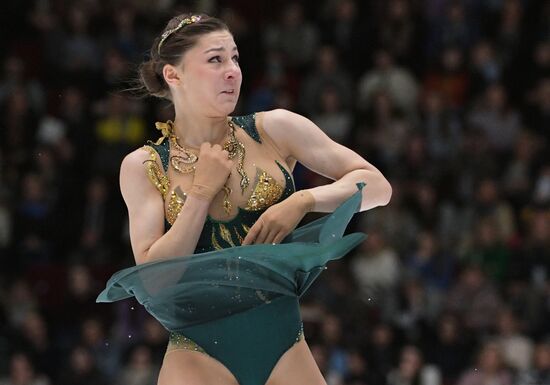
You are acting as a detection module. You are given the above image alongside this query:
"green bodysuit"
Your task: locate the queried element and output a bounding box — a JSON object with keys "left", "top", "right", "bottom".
{"left": 97, "top": 114, "right": 366, "bottom": 385}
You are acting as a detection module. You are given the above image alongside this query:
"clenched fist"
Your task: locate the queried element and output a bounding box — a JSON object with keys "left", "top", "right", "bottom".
{"left": 189, "top": 142, "right": 233, "bottom": 202}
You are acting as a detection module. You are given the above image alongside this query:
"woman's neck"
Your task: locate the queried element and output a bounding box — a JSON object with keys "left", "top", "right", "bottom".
{"left": 172, "top": 111, "right": 230, "bottom": 149}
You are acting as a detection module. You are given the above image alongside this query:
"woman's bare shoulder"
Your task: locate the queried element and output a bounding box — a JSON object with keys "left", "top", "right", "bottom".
{"left": 119, "top": 146, "right": 162, "bottom": 199}
{"left": 122, "top": 146, "right": 155, "bottom": 168}
{"left": 260, "top": 108, "right": 297, "bottom": 126}
{"left": 257, "top": 109, "right": 301, "bottom": 160}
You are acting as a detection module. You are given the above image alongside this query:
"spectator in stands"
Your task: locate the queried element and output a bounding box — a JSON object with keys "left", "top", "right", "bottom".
{"left": 93, "top": 94, "right": 146, "bottom": 176}
{"left": 358, "top": 50, "right": 419, "bottom": 116}
{"left": 318, "top": 0, "right": 366, "bottom": 76}
{"left": 515, "top": 341, "right": 550, "bottom": 385}
{"left": 359, "top": 179, "right": 419, "bottom": 256}
{"left": 262, "top": 3, "right": 319, "bottom": 71}
{"left": 467, "top": 84, "right": 521, "bottom": 156}
{"left": 58, "top": 346, "right": 107, "bottom": 385}
{"left": 343, "top": 349, "right": 384, "bottom": 385}
{"left": 311, "top": 85, "right": 353, "bottom": 144}
{"left": 300, "top": 45, "right": 353, "bottom": 118}
{"left": 0, "top": 353, "right": 50, "bottom": 385}
{"left": 423, "top": 46, "right": 470, "bottom": 110}
{"left": 0, "top": 56, "right": 45, "bottom": 114}
{"left": 360, "top": 90, "right": 413, "bottom": 168}
{"left": 367, "top": 323, "right": 399, "bottom": 380}
{"left": 351, "top": 230, "right": 401, "bottom": 316}
{"left": 13, "top": 311, "right": 57, "bottom": 380}
{"left": 469, "top": 40, "right": 502, "bottom": 98}
{"left": 445, "top": 264, "right": 503, "bottom": 333}
{"left": 494, "top": 308, "right": 533, "bottom": 371}
{"left": 387, "top": 345, "right": 441, "bottom": 385}
{"left": 456, "top": 341, "right": 513, "bottom": 385}
{"left": 425, "top": 313, "right": 472, "bottom": 385}
{"left": 319, "top": 313, "right": 348, "bottom": 382}
{"left": 465, "top": 218, "right": 511, "bottom": 284}
{"left": 80, "top": 317, "right": 120, "bottom": 381}
{"left": 115, "top": 344, "right": 157, "bottom": 385}
{"left": 419, "top": 90, "right": 463, "bottom": 164}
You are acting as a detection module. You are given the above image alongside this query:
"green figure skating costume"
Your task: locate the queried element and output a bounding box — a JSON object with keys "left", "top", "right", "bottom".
{"left": 97, "top": 114, "right": 366, "bottom": 385}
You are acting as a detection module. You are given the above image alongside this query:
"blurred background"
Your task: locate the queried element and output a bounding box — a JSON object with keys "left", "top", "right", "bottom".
{"left": 0, "top": 0, "right": 549, "bottom": 384}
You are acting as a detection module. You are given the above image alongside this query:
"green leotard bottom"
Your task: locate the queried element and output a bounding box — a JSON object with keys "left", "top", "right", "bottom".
{"left": 97, "top": 183, "right": 366, "bottom": 385}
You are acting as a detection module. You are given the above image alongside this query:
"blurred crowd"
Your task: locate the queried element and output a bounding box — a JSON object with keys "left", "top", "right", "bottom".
{"left": 0, "top": 0, "right": 549, "bottom": 384}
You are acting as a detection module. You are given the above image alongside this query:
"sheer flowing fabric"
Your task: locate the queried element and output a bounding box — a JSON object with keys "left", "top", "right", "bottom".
{"left": 97, "top": 183, "right": 366, "bottom": 334}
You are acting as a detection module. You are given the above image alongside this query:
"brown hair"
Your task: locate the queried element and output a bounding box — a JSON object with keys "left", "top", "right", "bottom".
{"left": 137, "top": 13, "right": 229, "bottom": 101}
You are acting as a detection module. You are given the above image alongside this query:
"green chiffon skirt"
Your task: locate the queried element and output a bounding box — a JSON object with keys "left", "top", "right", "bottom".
{"left": 96, "top": 183, "right": 366, "bottom": 385}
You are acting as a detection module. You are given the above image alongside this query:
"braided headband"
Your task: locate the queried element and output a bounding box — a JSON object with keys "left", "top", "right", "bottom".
{"left": 158, "top": 15, "right": 202, "bottom": 54}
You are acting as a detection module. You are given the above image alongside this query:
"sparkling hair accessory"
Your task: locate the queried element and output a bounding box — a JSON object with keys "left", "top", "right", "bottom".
{"left": 158, "top": 15, "right": 202, "bottom": 54}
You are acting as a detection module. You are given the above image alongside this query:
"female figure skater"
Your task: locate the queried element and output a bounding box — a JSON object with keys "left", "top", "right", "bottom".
{"left": 98, "top": 13, "right": 391, "bottom": 385}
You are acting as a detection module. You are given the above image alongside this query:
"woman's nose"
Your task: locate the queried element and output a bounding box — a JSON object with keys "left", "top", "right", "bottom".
{"left": 224, "top": 62, "right": 240, "bottom": 80}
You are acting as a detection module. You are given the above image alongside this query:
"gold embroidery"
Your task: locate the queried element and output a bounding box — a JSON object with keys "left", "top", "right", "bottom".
{"left": 167, "top": 332, "right": 207, "bottom": 354}
{"left": 234, "top": 227, "right": 244, "bottom": 244}
{"left": 142, "top": 145, "right": 169, "bottom": 199}
{"left": 166, "top": 189, "right": 186, "bottom": 225}
{"left": 242, "top": 224, "right": 250, "bottom": 234}
{"left": 211, "top": 231, "right": 223, "bottom": 250}
{"left": 219, "top": 224, "right": 236, "bottom": 246}
{"left": 245, "top": 169, "right": 284, "bottom": 211}
{"left": 143, "top": 145, "right": 186, "bottom": 224}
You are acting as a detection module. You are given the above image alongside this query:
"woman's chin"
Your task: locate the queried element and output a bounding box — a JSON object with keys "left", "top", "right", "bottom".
{"left": 216, "top": 101, "right": 239, "bottom": 115}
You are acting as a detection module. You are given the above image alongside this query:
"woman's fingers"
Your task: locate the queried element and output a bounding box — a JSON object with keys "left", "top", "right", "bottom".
{"left": 264, "top": 229, "right": 284, "bottom": 245}
{"left": 272, "top": 231, "right": 286, "bottom": 245}
{"left": 241, "top": 208, "right": 292, "bottom": 245}
{"left": 242, "top": 217, "right": 266, "bottom": 245}
{"left": 254, "top": 222, "right": 271, "bottom": 244}
{"left": 242, "top": 218, "right": 282, "bottom": 245}
{"left": 242, "top": 222, "right": 260, "bottom": 245}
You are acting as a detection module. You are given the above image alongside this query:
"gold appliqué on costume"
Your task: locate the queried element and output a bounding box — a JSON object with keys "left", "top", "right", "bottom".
{"left": 219, "top": 224, "right": 236, "bottom": 247}
{"left": 234, "top": 227, "right": 244, "bottom": 244}
{"left": 166, "top": 188, "right": 186, "bottom": 225}
{"left": 211, "top": 231, "right": 223, "bottom": 251}
{"left": 143, "top": 145, "right": 169, "bottom": 199}
{"left": 245, "top": 169, "right": 284, "bottom": 211}
{"left": 143, "top": 145, "right": 186, "bottom": 225}
{"left": 242, "top": 224, "right": 250, "bottom": 234}
{"left": 167, "top": 332, "right": 207, "bottom": 354}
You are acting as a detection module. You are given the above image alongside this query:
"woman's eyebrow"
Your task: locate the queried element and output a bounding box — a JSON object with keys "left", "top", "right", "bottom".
{"left": 203, "top": 46, "right": 238, "bottom": 54}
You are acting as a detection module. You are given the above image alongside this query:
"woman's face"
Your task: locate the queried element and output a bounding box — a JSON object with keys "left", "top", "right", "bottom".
{"left": 173, "top": 30, "right": 242, "bottom": 116}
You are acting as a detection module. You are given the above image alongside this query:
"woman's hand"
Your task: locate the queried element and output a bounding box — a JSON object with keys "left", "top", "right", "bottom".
{"left": 189, "top": 143, "right": 233, "bottom": 201}
{"left": 242, "top": 191, "right": 314, "bottom": 245}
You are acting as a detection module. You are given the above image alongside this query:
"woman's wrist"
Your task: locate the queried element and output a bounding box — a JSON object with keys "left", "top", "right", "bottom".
{"left": 293, "top": 190, "right": 315, "bottom": 214}
{"left": 189, "top": 183, "right": 216, "bottom": 202}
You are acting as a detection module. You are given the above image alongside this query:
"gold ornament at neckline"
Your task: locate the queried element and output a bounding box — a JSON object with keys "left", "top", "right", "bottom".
{"left": 154, "top": 119, "right": 250, "bottom": 215}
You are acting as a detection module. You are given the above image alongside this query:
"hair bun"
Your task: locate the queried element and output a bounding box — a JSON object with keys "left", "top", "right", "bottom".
{"left": 139, "top": 61, "right": 169, "bottom": 99}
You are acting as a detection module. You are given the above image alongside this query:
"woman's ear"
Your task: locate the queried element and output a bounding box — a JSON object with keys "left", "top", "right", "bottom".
{"left": 162, "top": 64, "right": 181, "bottom": 87}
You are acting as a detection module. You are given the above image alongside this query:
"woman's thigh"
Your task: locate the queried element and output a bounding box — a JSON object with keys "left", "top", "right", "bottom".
{"left": 158, "top": 349, "right": 239, "bottom": 385}
{"left": 266, "top": 339, "right": 327, "bottom": 385}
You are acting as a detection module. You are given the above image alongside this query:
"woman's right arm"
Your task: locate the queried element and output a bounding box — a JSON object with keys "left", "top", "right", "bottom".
{"left": 120, "top": 149, "right": 210, "bottom": 265}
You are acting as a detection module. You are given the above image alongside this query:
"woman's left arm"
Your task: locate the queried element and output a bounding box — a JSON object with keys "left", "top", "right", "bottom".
{"left": 264, "top": 109, "right": 392, "bottom": 212}
{"left": 242, "top": 109, "right": 392, "bottom": 245}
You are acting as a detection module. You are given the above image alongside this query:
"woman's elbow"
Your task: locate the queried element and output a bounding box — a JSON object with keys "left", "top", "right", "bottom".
{"left": 358, "top": 168, "right": 392, "bottom": 208}
{"left": 380, "top": 178, "right": 392, "bottom": 206}
{"left": 371, "top": 171, "right": 392, "bottom": 206}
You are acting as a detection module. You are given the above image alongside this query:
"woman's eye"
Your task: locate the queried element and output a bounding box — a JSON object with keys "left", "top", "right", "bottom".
{"left": 208, "top": 55, "right": 239, "bottom": 64}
